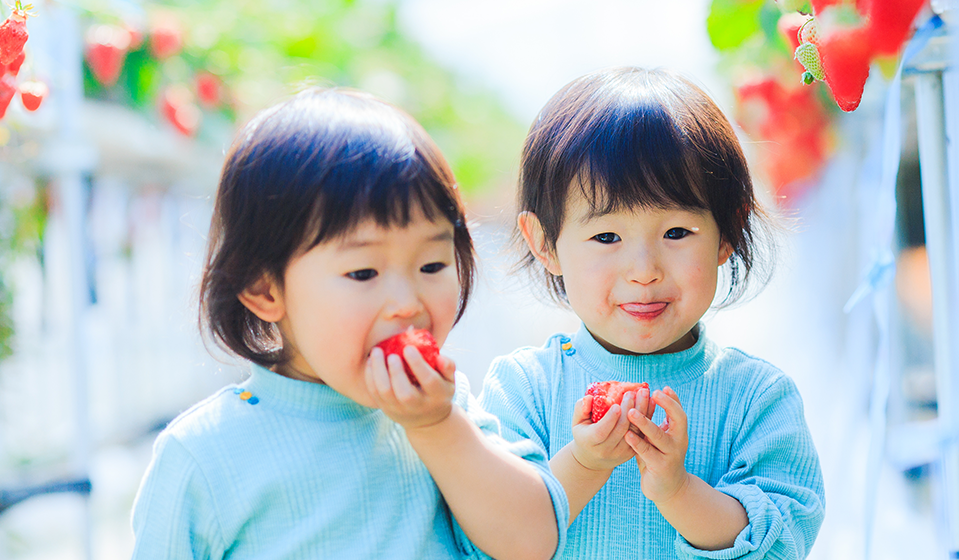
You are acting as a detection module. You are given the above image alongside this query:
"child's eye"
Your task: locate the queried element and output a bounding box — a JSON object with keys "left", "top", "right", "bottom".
{"left": 420, "top": 262, "right": 447, "bottom": 274}
{"left": 592, "top": 232, "right": 621, "bottom": 244}
{"left": 346, "top": 269, "right": 378, "bottom": 281}
{"left": 665, "top": 228, "right": 691, "bottom": 240}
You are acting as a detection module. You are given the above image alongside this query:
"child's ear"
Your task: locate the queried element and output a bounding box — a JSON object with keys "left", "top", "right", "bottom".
{"left": 237, "top": 273, "right": 286, "bottom": 323}
{"left": 718, "top": 240, "right": 734, "bottom": 266}
{"left": 517, "top": 211, "right": 562, "bottom": 276}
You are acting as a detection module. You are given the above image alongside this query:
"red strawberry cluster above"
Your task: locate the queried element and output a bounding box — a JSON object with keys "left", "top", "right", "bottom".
{"left": 585, "top": 381, "right": 649, "bottom": 424}
{"left": 0, "top": 1, "right": 46, "bottom": 119}
{"left": 373, "top": 328, "right": 441, "bottom": 387}
{"left": 0, "top": 1, "right": 28, "bottom": 66}
{"left": 793, "top": 0, "right": 928, "bottom": 111}
{"left": 82, "top": 15, "right": 226, "bottom": 138}
{"left": 734, "top": 75, "right": 831, "bottom": 204}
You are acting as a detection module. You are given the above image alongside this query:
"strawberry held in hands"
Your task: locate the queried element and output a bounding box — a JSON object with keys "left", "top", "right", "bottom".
{"left": 0, "top": 1, "right": 31, "bottom": 66}
{"left": 586, "top": 381, "right": 649, "bottom": 424}
{"left": 374, "top": 328, "right": 440, "bottom": 387}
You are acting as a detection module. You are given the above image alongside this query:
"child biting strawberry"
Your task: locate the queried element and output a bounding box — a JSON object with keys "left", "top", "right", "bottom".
{"left": 131, "top": 88, "right": 566, "bottom": 560}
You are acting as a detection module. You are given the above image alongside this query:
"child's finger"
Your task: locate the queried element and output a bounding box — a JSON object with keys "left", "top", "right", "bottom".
{"left": 386, "top": 353, "right": 416, "bottom": 400}
{"left": 366, "top": 348, "right": 393, "bottom": 396}
{"left": 652, "top": 387, "right": 687, "bottom": 440}
{"left": 628, "top": 408, "right": 666, "bottom": 452}
{"left": 624, "top": 429, "right": 650, "bottom": 457}
{"left": 642, "top": 386, "right": 655, "bottom": 419}
{"left": 435, "top": 354, "right": 456, "bottom": 382}
{"left": 629, "top": 387, "right": 650, "bottom": 435}
{"left": 614, "top": 391, "right": 637, "bottom": 437}
{"left": 402, "top": 345, "right": 436, "bottom": 388}
{"left": 592, "top": 403, "right": 621, "bottom": 439}
{"left": 573, "top": 396, "right": 592, "bottom": 425}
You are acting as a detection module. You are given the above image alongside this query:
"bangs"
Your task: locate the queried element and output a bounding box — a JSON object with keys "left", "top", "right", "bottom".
{"left": 301, "top": 149, "right": 460, "bottom": 251}
{"left": 555, "top": 88, "right": 710, "bottom": 219}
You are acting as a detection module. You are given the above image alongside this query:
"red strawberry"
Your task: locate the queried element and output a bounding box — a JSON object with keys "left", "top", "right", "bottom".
{"left": 85, "top": 24, "right": 131, "bottom": 87}
{"left": 195, "top": 71, "right": 222, "bottom": 108}
{"left": 0, "top": 73, "right": 16, "bottom": 119}
{"left": 3, "top": 50, "right": 24, "bottom": 76}
{"left": 374, "top": 328, "right": 441, "bottom": 387}
{"left": 159, "top": 84, "right": 201, "bottom": 136}
{"left": 149, "top": 16, "right": 182, "bottom": 60}
{"left": 18, "top": 79, "right": 45, "bottom": 111}
{"left": 819, "top": 25, "right": 874, "bottom": 111}
{"left": 0, "top": 2, "right": 31, "bottom": 66}
{"left": 864, "top": 0, "right": 926, "bottom": 55}
{"left": 586, "top": 381, "right": 649, "bottom": 424}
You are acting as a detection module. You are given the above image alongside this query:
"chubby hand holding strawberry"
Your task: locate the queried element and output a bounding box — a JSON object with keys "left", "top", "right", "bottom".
{"left": 569, "top": 388, "right": 643, "bottom": 472}
{"left": 365, "top": 332, "right": 456, "bottom": 431}
{"left": 625, "top": 387, "right": 749, "bottom": 550}
{"left": 550, "top": 383, "right": 656, "bottom": 524}
{"left": 625, "top": 386, "right": 690, "bottom": 503}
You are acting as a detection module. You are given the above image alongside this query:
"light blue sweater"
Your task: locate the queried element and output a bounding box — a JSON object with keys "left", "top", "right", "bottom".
{"left": 480, "top": 324, "right": 824, "bottom": 560}
{"left": 131, "top": 364, "right": 568, "bottom": 559}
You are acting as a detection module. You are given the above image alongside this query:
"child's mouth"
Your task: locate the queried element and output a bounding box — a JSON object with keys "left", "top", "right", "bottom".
{"left": 620, "top": 302, "right": 668, "bottom": 319}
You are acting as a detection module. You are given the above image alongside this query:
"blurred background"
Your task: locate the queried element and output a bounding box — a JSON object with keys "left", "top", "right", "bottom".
{"left": 0, "top": 0, "right": 956, "bottom": 558}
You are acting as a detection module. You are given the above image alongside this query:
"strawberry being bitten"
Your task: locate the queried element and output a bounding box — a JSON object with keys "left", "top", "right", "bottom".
{"left": 586, "top": 381, "right": 649, "bottom": 424}
{"left": 374, "top": 328, "right": 440, "bottom": 387}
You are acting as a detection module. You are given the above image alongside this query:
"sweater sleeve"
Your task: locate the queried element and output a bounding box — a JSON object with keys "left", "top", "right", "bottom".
{"left": 675, "top": 375, "right": 825, "bottom": 560}
{"left": 131, "top": 432, "right": 226, "bottom": 560}
{"left": 477, "top": 354, "right": 553, "bottom": 455}
{"left": 453, "top": 370, "right": 569, "bottom": 559}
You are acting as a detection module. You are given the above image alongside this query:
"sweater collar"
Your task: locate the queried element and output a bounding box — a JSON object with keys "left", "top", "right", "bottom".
{"left": 570, "top": 322, "right": 716, "bottom": 387}
{"left": 244, "top": 363, "right": 377, "bottom": 421}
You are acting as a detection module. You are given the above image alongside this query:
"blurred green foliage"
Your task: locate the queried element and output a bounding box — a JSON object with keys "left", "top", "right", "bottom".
{"left": 80, "top": 0, "right": 526, "bottom": 198}
{"left": 0, "top": 183, "right": 46, "bottom": 361}
{"left": 0, "top": 0, "right": 526, "bottom": 360}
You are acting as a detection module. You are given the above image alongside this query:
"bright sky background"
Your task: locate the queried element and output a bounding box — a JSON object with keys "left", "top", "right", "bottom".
{"left": 397, "top": 0, "right": 727, "bottom": 124}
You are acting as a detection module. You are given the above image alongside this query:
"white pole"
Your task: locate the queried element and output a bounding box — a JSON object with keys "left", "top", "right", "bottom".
{"left": 49, "top": 5, "right": 94, "bottom": 559}
{"left": 914, "top": 69, "right": 959, "bottom": 557}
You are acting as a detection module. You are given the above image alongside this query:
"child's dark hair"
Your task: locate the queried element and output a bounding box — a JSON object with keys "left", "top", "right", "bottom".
{"left": 517, "top": 66, "right": 774, "bottom": 306}
{"left": 200, "top": 87, "right": 475, "bottom": 367}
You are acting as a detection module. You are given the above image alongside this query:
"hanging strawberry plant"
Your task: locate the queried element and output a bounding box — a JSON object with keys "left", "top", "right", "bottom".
{"left": 0, "top": 1, "right": 45, "bottom": 118}
{"left": 0, "top": 1, "right": 31, "bottom": 66}
{"left": 77, "top": 0, "right": 526, "bottom": 196}
{"left": 708, "top": 0, "right": 929, "bottom": 204}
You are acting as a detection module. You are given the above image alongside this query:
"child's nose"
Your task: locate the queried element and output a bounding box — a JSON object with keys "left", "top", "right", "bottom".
{"left": 626, "top": 247, "right": 662, "bottom": 285}
{"left": 384, "top": 279, "right": 425, "bottom": 319}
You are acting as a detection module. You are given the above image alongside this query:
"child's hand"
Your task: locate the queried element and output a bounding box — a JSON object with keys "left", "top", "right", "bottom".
{"left": 628, "top": 384, "right": 656, "bottom": 436}
{"left": 626, "top": 386, "right": 691, "bottom": 504}
{"left": 569, "top": 390, "right": 640, "bottom": 471}
{"left": 365, "top": 346, "right": 456, "bottom": 430}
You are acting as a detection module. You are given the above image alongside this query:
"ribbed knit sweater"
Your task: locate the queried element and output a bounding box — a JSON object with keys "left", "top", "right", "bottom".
{"left": 131, "top": 364, "right": 568, "bottom": 559}
{"left": 480, "top": 324, "right": 824, "bottom": 560}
